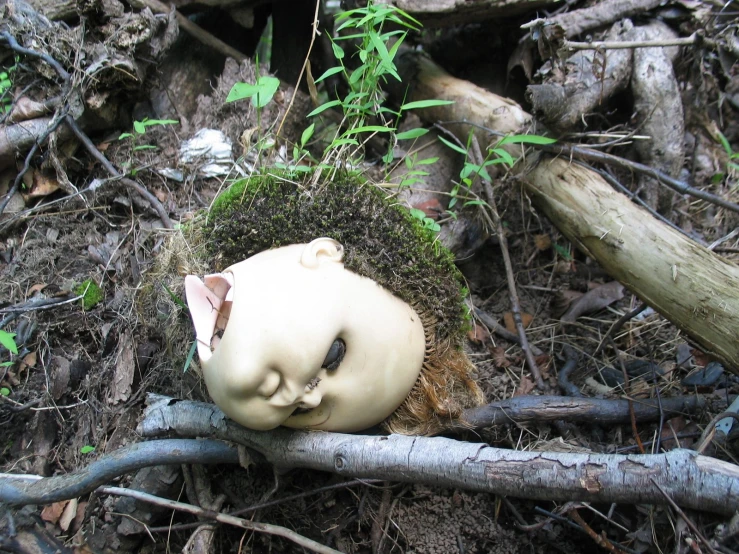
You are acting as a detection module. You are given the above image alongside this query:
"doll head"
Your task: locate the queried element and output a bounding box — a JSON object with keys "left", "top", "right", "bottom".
{"left": 185, "top": 238, "right": 426, "bottom": 432}
{"left": 184, "top": 173, "right": 483, "bottom": 435}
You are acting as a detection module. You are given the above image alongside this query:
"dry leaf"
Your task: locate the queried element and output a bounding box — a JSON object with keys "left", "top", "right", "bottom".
{"left": 467, "top": 322, "right": 490, "bottom": 345}
{"left": 28, "top": 283, "right": 47, "bottom": 295}
{"left": 154, "top": 188, "right": 168, "bottom": 203}
{"left": 21, "top": 170, "right": 60, "bottom": 200}
{"left": 413, "top": 198, "right": 443, "bottom": 219}
{"left": 108, "top": 331, "right": 135, "bottom": 404}
{"left": 59, "top": 497, "right": 78, "bottom": 531}
{"left": 73, "top": 501, "right": 88, "bottom": 532}
{"left": 20, "top": 351, "right": 37, "bottom": 370}
{"left": 489, "top": 346, "right": 511, "bottom": 368}
{"left": 7, "top": 97, "right": 51, "bottom": 122}
{"left": 41, "top": 500, "right": 68, "bottom": 524}
{"left": 514, "top": 375, "right": 535, "bottom": 397}
{"left": 50, "top": 356, "right": 71, "bottom": 400}
{"left": 533, "top": 234, "right": 552, "bottom": 251}
{"left": 561, "top": 281, "right": 625, "bottom": 322}
{"left": 503, "top": 312, "right": 534, "bottom": 333}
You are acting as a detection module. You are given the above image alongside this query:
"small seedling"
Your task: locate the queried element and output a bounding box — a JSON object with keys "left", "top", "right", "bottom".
{"left": 0, "top": 387, "right": 10, "bottom": 396}
{"left": 80, "top": 445, "right": 95, "bottom": 454}
{"left": 119, "top": 117, "right": 179, "bottom": 152}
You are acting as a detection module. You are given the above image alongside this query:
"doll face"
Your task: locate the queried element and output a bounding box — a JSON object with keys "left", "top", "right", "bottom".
{"left": 185, "top": 238, "right": 426, "bottom": 432}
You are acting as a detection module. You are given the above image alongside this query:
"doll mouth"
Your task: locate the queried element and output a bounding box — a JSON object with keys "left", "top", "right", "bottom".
{"left": 287, "top": 403, "right": 331, "bottom": 426}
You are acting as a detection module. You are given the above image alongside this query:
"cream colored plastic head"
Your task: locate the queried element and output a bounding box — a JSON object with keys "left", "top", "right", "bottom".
{"left": 184, "top": 238, "right": 426, "bottom": 432}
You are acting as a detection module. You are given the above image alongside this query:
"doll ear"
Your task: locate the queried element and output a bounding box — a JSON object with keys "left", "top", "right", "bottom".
{"left": 184, "top": 273, "right": 234, "bottom": 361}
{"left": 300, "top": 238, "right": 344, "bottom": 269}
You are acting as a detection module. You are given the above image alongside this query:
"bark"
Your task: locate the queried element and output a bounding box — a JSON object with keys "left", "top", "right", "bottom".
{"left": 527, "top": 20, "right": 635, "bottom": 133}
{"left": 461, "top": 395, "right": 719, "bottom": 429}
{"left": 0, "top": 117, "right": 71, "bottom": 172}
{"left": 137, "top": 396, "right": 739, "bottom": 515}
{"left": 387, "top": 0, "right": 553, "bottom": 27}
{"left": 631, "top": 21, "right": 684, "bottom": 214}
{"left": 400, "top": 55, "right": 739, "bottom": 372}
{"left": 545, "top": 0, "right": 665, "bottom": 39}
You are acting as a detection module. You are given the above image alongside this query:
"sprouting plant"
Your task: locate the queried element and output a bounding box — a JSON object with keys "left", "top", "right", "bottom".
{"left": 119, "top": 117, "right": 179, "bottom": 152}
{"left": 715, "top": 131, "right": 739, "bottom": 186}
{"left": 409, "top": 207, "right": 440, "bottom": 233}
{"left": 80, "top": 445, "right": 95, "bottom": 454}
{"left": 439, "top": 132, "right": 557, "bottom": 212}
{"left": 0, "top": 329, "right": 17, "bottom": 356}
{"left": 0, "top": 58, "right": 18, "bottom": 114}
{"left": 308, "top": 2, "right": 452, "bottom": 169}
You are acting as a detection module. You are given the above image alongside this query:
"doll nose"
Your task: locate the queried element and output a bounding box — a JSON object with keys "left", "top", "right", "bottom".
{"left": 273, "top": 380, "right": 321, "bottom": 407}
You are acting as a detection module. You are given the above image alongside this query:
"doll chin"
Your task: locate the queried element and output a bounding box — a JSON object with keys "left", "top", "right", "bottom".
{"left": 285, "top": 404, "right": 331, "bottom": 428}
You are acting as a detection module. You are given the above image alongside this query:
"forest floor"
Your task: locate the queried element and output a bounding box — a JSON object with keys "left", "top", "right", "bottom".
{"left": 1, "top": 0, "right": 738, "bottom": 553}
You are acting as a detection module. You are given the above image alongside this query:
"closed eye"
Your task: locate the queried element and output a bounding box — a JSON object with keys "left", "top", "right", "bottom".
{"left": 322, "top": 339, "right": 345, "bottom": 371}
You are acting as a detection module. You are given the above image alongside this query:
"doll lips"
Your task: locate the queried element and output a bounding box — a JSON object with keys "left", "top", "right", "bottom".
{"left": 287, "top": 402, "right": 331, "bottom": 427}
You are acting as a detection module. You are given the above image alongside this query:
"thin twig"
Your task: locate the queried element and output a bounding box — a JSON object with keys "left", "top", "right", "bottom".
{"left": 696, "top": 412, "right": 739, "bottom": 454}
{"left": 0, "top": 32, "right": 70, "bottom": 81}
{"left": 473, "top": 307, "right": 544, "bottom": 356}
{"left": 569, "top": 508, "right": 629, "bottom": 554}
{"left": 650, "top": 478, "right": 718, "bottom": 554}
{"left": 275, "top": 0, "right": 321, "bottom": 139}
{"left": 468, "top": 135, "right": 546, "bottom": 391}
{"left": 0, "top": 110, "right": 68, "bottom": 215}
{"left": 148, "top": 478, "right": 383, "bottom": 533}
{"left": 64, "top": 115, "right": 173, "bottom": 228}
{"left": 593, "top": 302, "right": 648, "bottom": 357}
{"left": 610, "top": 338, "right": 645, "bottom": 454}
{"left": 0, "top": 294, "right": 82, "bottom": 314}
{"left": 563, "top": 32, "right": 708, "bottom": 51}
{"left": 100, "top": 486, "right": 341, "bottom": 554}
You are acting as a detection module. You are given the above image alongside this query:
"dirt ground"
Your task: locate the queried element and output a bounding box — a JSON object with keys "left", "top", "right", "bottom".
{"left": 1, "top": 0, "right": 739, "bottom": 552}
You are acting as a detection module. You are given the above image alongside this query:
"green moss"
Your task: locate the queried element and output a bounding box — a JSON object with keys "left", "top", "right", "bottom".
{"left": 74, "top": 279, "right": 103, "bottom": 311}
{"left": 204, "top": 170, "right": 468, "bottom": 342}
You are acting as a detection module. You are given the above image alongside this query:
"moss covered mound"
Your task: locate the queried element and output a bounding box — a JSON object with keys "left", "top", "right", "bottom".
{"left": 204, "top": 171, "right": 468, "bottom": 343}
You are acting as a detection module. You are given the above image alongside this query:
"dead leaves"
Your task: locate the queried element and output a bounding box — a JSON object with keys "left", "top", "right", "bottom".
{"left": 107, "top": 331, "right": 135, "bottom": 405}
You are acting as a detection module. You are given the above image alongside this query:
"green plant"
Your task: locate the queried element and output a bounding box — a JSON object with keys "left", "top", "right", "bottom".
{"left": 80, "top": 445, "right": 95, "bottom": 454}
{"left": 439, "top": 132, "right": 557, "bottom": 211}
{"left": 119, "top": 117, "right": 179, "bottom": 152}
{"left": 0, "top": 387, "right": 10, "bottom": 396}
{"left": 0, "top": 58, "right": 17, "bottom": 114}
{"left": 715, "top": 131, "right": 739, "bottom": 185}
{"left": 310, "top": 2, "right": 452, "bottom": 167}
{"left": 74, "top": 279, "right": 103, "bottom": 310}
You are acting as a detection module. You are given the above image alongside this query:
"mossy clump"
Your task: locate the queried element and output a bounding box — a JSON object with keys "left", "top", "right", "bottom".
{"left": 74, "top": 279, "right": 103, "bottom": 311}
{"left": 205, "top": 171, "right": 468, "bottom": 345}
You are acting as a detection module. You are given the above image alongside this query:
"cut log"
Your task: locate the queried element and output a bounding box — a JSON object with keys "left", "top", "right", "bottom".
{"left": 401, "top": 55, "right": 739, "bottom": 372}
{"left": 385, "top": 0, "right": 554, "bottom": 27}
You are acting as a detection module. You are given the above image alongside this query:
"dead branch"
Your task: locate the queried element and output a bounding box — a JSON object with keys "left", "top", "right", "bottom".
{"left": 523, "top": 0, "right": 666, "bottom": 39}
{"left": 387, "top": 0, "right": 552, "bottom": 27}
{"left": 563, "top": 31, "right": 707, "bottom": 51}
{"left": 462, "top": 395, "right": 719, "bottom": 429}
{"left": 137, "top": 396, "right": 739, "bottom": 516}
{"left": 526, "top": 20, "right": 634, "bottom": 133}
{"left": 398, "top": 55, "right": 739, "bottom": 370}
{"left": 100, "top": 486, "right": 341, "bottom": 554}
{"left": 0, "top": 439, "right": 238, "bottom": 505}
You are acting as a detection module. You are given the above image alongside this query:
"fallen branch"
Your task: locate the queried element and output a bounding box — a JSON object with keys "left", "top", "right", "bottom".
{"left": 137, "top": 396, "right": 739, "bottom": 515}
{"left": 0, "top": 439, "right": 238, "bottom": 505}
{"left": 100, "top": 486, "right": 341, "bottom": 554}
{"left": 399, "top": 54, "right": 739, "bottom": 370}
{"left": 461, "top": 395, "right": 718, "bottom": 429}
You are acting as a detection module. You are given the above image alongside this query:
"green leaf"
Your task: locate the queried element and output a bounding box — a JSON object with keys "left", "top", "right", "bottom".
{"left": 0, "top": 387, "right": 10, "bottom": 396}
{"left": 488, "top": 147, "right": 516, "bottom": 166}
{"left": 300, "top": 123, "right": 315, "bottom": 148}
{"left": 315, "top": 66, "right": 344, "bottom": 84}
{"left": 409, "top": 208, "right": 426, "bottom": 220}
{"left": 342, "top": 125, "right": 394, "bottom": 137}
{"left": 325, "top": 138, "right": 359, "bottom": 150}
{"left": 400, "top": 99, "right": 455, "bottom": 111}
{"left": 183, "top": 340, "right": 197, "bottom": 373}
{"left": 331, "top": 41, "right": 345, "bottom": 60}
{"left": 80, "top": 445, "right": 95, "bottom": 454}
{"left": 717, "top": 132, "right": 732, "bottom": 156}
{"left": 226, "top": 82, "right": 260, "bottom": 103}
{"left": 438, "top": 135, "right": 468, "bottom": 156}
{"left": 133, "top": 120, "right": 146, "bottom": 134}
{"left": 0, "top": 330, "right": 18, "bottom": 355}
{"left": 133, "top": 144, "right": 157, "bottom": 151}
{"left": 163, "top": 283, "right": 188, "bottom": 311}
{"left": 141, "top": 118, "right": 179, "bottom": 128}
{"left": 307, "top": 99, "right": 342, "bottom": 117}
{"left": 498, "top": 134, "right": 557, "bottom": 146}
{"left": 416, "top": 156, "right": 439, "bottom": 165}
{"left": 253, "top": 76, "right": 280, "bottom": 108}
{"left": 118, "top": 132, "right": 133, "bottom": 140}
{"left": 395, "top": 128, "right": 429, "bottom": 140}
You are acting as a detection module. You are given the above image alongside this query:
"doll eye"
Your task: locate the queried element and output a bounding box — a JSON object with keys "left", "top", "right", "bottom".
{"left": 321, "top": 339, "right": 345, "bottom": 371}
